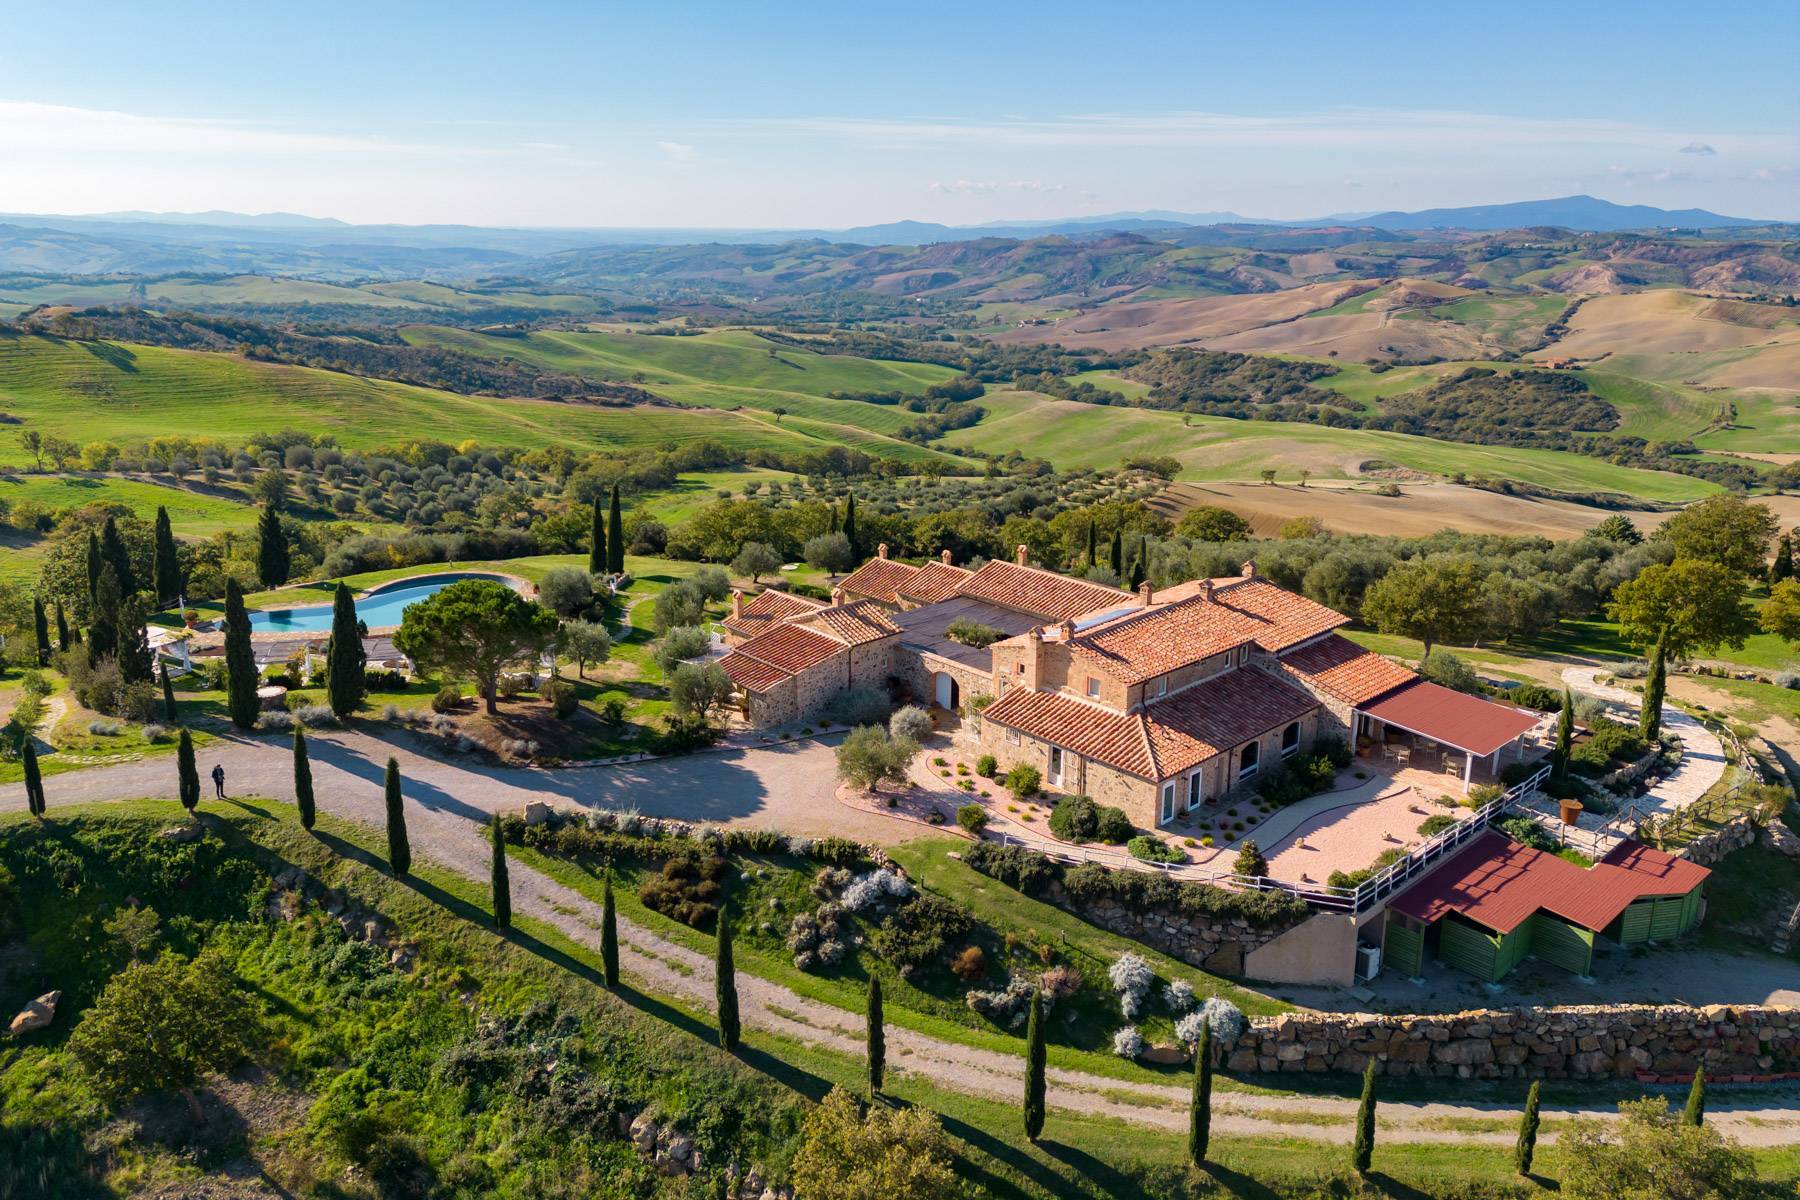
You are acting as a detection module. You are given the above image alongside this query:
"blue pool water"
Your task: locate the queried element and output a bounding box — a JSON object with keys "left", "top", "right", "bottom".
{"left": 246, "top": 572, "right": 516, "bottom": 634}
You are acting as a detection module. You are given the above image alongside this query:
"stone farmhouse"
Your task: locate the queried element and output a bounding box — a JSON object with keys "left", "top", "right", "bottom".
{"left": 720, "top": 546, "right": 1542, "bottom": 831}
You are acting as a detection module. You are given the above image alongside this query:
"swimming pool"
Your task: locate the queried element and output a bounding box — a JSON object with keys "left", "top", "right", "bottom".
{"left": 246, "top": 572, "right": 520, "bottom": 634}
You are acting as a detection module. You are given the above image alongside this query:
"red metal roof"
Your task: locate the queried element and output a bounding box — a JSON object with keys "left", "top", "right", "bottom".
{"left": 1391, "top": 832, "right": 1711, "bottom": 934}
{"left": 1359, "top": 680, "right": 1541, "bottom": 757}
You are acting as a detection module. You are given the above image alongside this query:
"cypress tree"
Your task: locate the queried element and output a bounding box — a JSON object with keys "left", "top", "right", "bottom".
{"left": 153, "top": 505, "right": 182, "bottom": 605}
{"left": 1190, "top": 1023, "right": 1212, "bottom": 1166}
{"left": 842, "top": 493, "right": 858, "bottom": 558}
{"left": 1023, "top": 988, "right": 1046, "bottom": 1141}
{"left": 224, "top": 579, "right": 259, "bottom": 730}
{"left": 21, "top": 739, "right": 45, "bottom": 817}
{"left": 384, "top": 757, "right": 410, "bottom": 878}
{"left": 55, "top": 602, "right": 70, "bottom": 652}
{"left": 88, "top": 563, "right": 122, "bottom": 663}
{"left": 1553, "top": 687, "right": 1574, "bottom": 781}
{"left": 100, "top": 516, "right": 136, "bottom": 597}
{"left": 606, "top": 485, "right": 624, "bottom": 574}
{"left": 829, "top": 503, "right": 840, "bottom": 534}
{"left": 1085, "top": 520, "right": 1097, "bottom": 569}
{"left": 32, "top": 595, "right": 49, "bottom": 666}
{"left": 1683, "top": 1065, "right": 1706, "bottom": 1126}
{"left": 85, "top": 530, "right": 102, "bottom": 604}
{"left": 176, "top": 729, "right": 200, "bottom": 816}
{"left": 601, "top": 872, "right": 619, "bottom": 987}
{"left": 325, "top": 583, "right": 365, "bottom": 719}
{"left": 1640, "top": 629, "right": 1666, "bottom": 743}
{"left": 160, "top": 662, "right": 177, "bottom": 721}
{"left": 255, "top": 505, "right": 289, "bottom": 588}
{"left": 1772, "top": 534, "right": 1793, "bottom": 584}
{"left": 1109, "top": 528, "right": 1124, "bottom": 578}
{"left": 589, "top": 495, "right": 607, "bottom": 575}
{"left": 715, "top": 913, "right": 740, "bottom": 1050}
{"left": 867, "top": 976, "right": 885, "bottom": 1095}
{"left": 490, "top": 813, "right": 511, "bottom": 931}
{"left": 118, "top": 598, "right": 153, "bottom": 684}
{"left": 1515, "top": 1080, "right": 1541, "bottom": 1175}
{"left": 1351, "top": 1057, "right": 1377, "bottom": 1174}
{"left": 1128, "top": 552, "right": 1146, "bottom": 591}
{"left": 293, "top": 727, "right": 315, "bottom": 831}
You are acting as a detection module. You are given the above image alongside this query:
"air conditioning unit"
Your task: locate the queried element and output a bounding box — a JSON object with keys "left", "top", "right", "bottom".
{"left": 1356, "top": 944, "right": 1382, "bottom": 982}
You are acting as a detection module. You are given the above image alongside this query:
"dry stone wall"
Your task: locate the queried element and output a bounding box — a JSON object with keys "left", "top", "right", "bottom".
{"left": 1228, "top": 1004, "right": 1800, "bottom": 1081}
{"left": 1037, "top": 877, "right": 1295, "bottom": 976}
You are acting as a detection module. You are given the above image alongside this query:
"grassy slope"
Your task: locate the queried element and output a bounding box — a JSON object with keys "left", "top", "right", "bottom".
{"left": 0, "top": 474, "right": 263, "bottom": 586}
{"left": 0, "top": 333, "right": 956, "bottom": 469}
{"left": 944, "top": 391, "right": 1718, "bottom": 501}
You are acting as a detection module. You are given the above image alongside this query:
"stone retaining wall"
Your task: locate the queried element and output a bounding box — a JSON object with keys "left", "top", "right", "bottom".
{"left": 1683, "top": 813, "right": 1762, "bottom": 866}
{"left": 1039, "top": 879, "right": 1296, "bottom": 976}
{"left": 1229, "top": 1004, "right": 1800, "bottom": 1081}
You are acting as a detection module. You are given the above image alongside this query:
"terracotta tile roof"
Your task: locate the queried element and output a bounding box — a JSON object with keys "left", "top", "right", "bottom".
{"left": 836, "top": 557, "right": 920, "bottom": 604}
{"left": 1208, "top": 578, "right": 1351, "bottom": 652}
{"left": 722, "top": 589, "right": 825, "bottom": 639}
{"left": 897, "top": 560, "right": 974, "bottom": 605}
{"left": 956, "top": 560, "right": 1130, "bottom": 622}
{"left": 805, "top": 600, "right": 900, "bottom": 646}
{"left": 1361, "top": 681, "right": 1542, "bottom": 757}
{"left": 719, "top": 653, "right": 790, "bottom": 694}
{"left": 727, "top": 623, "right": 843, "bottom": 677}
{"left": 1280, "top": 634, "right": 1418, "bottom": 705}
{"left": 983, "top": 666, "right": 1317, "bottom": 780}
{"left": 1141, "top": 668, "right": 1320, "bottom": 776}
{"left": 1069, "top": 594, "right": 1262, "bottom": 684}
{"left": 1392, "top": 833, "right": 1711, "bottom": 935}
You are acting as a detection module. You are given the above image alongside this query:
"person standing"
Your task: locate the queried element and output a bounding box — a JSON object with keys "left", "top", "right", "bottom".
{"left": 211, "top": 763, "right": 227, "bottom": 799}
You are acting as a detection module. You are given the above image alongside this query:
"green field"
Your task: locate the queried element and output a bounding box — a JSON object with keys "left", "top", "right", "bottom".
{"left": 1581, "top": 371, "right": 1731, "bottom": 442}
{"left": 944, "top": 390, "right": 1719, "bottom": 500}
{"left": 0, "top": 474, "right": 266, "bottom": 586}
{"left": 0, "top": 332, "right": 962, "bottom": 468}
{"left": 1697, "top": 386, "right": 1800, "bottom": 455}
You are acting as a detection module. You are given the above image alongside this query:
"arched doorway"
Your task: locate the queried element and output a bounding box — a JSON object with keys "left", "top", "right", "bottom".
{"left": 933, "top": 672, "right": 959, "bottom": 711}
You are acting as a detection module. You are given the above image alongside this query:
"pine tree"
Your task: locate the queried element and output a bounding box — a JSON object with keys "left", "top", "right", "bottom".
{"left": 1553, "top": 687, "right": 1574, "bottom": 781}
{"left": 1640, "top": 629, "right": 1666, "bottom": 742}
{"left": 866, "top": 976, "right": 885, "bottom": 1096}
{"left": 384, "top": 757, "right": 410, "bottom": 878}
{"left": 118, "top": 598, "right": 153, "bottom": 684}
{"left": 85, "top": 530, "right": 102, "bottom": 603}
{"left": 1515, "top": 1080, "right": 1541, "bottom": 1175}
{"left": 153, "top": 505, "right": 182, "bottom": 605}
{"left": 100, "top": 516, "right": 136, "bottom": 596}
{"left": 1086, "top": 520, "right": 1097, "bottom": 569}
{"left": 715, "top": 914, "right": 740, "bottom": 1050}
{"left": 490, "top": 813, "right": 511, "bottom": 931}
{"left": 1109, "top": 528, "right": 1124, "bottom": 578}
{"left": 1772, "top": 534, "right": 1794, "bottom": 584}
{"left": 589, "top": 495, "right": 607, "bottom": 574}
{"left": 21, "top": 739, "right": 45, "bottom": 817}
{"left": 607, "top": 485, "right": 624, "bottom": 574}
{"left": 601, "top": 872, "right": 619, "bottom": 987}
{"left": 293, "top": 727, "right": 315, "bottom": 831}
{"left": 1351, "top": 1057, "right": 1377, "bottom": 1174}
{"left": 1023, "top": 989, "right": 1046, "bottom": 1141}
{"left": 54, "top": 602, "right": 70, "bottom": 652}
{"left": 29, "top": 596, "right": 48, "bottom": 667}
{"left": 224, "top": 580, "right": 259, "bottom": 730}
{"left": 1683, "top": 1065, "right": 1706, "bottom": 1126}
{"left": 255, "top": 505, "right": 289, "bottom": 588}
{"left": 160, "top": 662, "right": 177, "bottom": 721}
{"left": 842, "top": 492, "right": 858, "bottom": 558}
{"left": 1190, "top": 1023, "right": 1212, "bottom": 1166}
{"left": 325, "top": 583, "right": 365, "bottom": 719}
{"left": 88, "top": 564, "right": 122, "bottom": 663}
{"left": 176, "top": 729, "right": 200, "bottom": 816}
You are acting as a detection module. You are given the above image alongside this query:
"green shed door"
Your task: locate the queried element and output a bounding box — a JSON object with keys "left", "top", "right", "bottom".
{"left": 1439, "top": 916, "right": 1503, "bottom": 981}
{"left": 1618, "top": 900, "right": 1653, "bottom": 945}
{"left": 1679, "top": 887, "right": 1703, "bottom": 935}
{"left": 1530, "top": 913, "right": 1595, "bottom": 975}
{"left": 1385, "top": 915, "right": 1424, "bottom": 977}
{"left": 1649, "top": 896, "right": 1685, "bottom": 941}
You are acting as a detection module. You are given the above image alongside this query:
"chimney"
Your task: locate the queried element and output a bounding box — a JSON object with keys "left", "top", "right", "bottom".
{"left": 876, "top": 542, "right": 889, "bottom": 560}
{"left": 1199, "top": 579, "right": 1214, "bottom": 601}
{"left": 1014, "top": 544, "right": 1029, "bottom": 567}
{"left": 1059, "top": 619, "right": 1075, "bottom": 642}
{"left": 1138, "top": 581, "right": 1154, "bottom": 607}
{"left": 830, "top": 586, "right": 846, "bottom": 606}
{"left": 1241, "top": 559, "right": 1257, "bottom": 579}
{"left": 940, "top": 549, "right": 953, "bottom": 565}
{"left": 730, "top": 589, "right": 743, "bottom": 620}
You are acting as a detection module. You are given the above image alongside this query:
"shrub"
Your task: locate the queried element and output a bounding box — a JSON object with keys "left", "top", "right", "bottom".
{"left": 825, "top": 687, "right": 891, "bottom": 728}
{"left": 87, "top": 719, "right": 122, "bottom": 737}
{"left": 1570, "top": 716, "right": 1648, "bottom": 774}
{"left": 950, "top": 945, "right": 987, "bottom": 981}
{"left": 961, "top": 842, "right": 1056, "bottom": 895}
{"left": 1497, "top": 681, "right": 1561, "bottom": 712}
{"left": 598, "top": 697, "right": 627, "bottom": 725}
{"left": 1048, "top": 794, "right": 1099, "bottom": 841}
{"left": 542, "top": 678, "right": 578, "bottom": 719}
{"left": 653, "top": 625, "right": 713, "bottom": 675}
{"left": 869, "top": 894, "right": 972, "bottom": 975}
{"left": 1003, "top": 762, "right": 1041, "bottom": 800}
{"left": 1233, "top": 839, "right": 1268, "bottom": 878}
{"left": 294, "top": 703, "right": 337, "bottom": 726}
{"left": 1128, "top": 835, "right": 1183, "bottom": 863}
{"left": 1419, "top": 648, "right": 1481, "bottom": 694}
{"left": 975, "top": 754, "right": 997, "bottom": 777}
{"left": 944, "top": 619, "right": 1005, "bottom": 648}
{"left": 1560, "top": 1097, "right": 1753, "bottom": 1200}
{"left": 964, "top": 974, "right": 1040, "bottom": 1029}
{"left": 1093, "top": 805, "right": 1133, "bottom": 844}
{"left": 956, "top": 804, "right": 988, "bottom": 834}
{"left": 537, "top": 566, "right": 595, "bottom": 617}
{"left": 841, "top": 869, "right": 911, "bottom": 913}
{"left": 1163, "top": 980, "right": 1196, "bottom": 1013}
{"left": 1499, "top": 760, "right": 1540, "bottom": 786}
{"left": 1108, "top": 952, "right": 1154, "bottom": 1020}
{"left": 1498, "top": 815, "right": 1559, "bottom": 853}
{"left": 1313, "top": 735, "right": 1353, "bottom": 769}
{"left": 888, "top": 705, "right": 934, "bottom": 744}
{"left": 1113, "top": 1027, "right": 1144, "bottom": 1059}
{"left": 257, "top": 710, "right": 296, "bottom": 732}
{"left": 1039, "top": 964, "right": 1083, "bottom": 1000}
{"left": 1417, "top": 813, "right": 1457, "bottom": 836}
{"left": 637, "top": 848, "right": 727, "bottom": 929}
{"left": 431, "top": 685, "right": 462, "bottom": 713}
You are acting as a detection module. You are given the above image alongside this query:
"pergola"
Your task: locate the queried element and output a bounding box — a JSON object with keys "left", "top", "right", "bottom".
{"left": 1356, "top": 680, "right": 1545, "bottom": 791}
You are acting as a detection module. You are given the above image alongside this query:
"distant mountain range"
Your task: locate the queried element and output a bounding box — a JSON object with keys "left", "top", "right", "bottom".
{"left": 0, "top": 196, "right": 1781, "bottom": 280}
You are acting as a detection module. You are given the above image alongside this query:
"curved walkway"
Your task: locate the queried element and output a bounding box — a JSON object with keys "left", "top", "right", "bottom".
{"left": 1561, "top": 666, "right": 1727, "bottom": 820}
{"left": 5, "top": 730, "right": 1798, "bottom": 1145}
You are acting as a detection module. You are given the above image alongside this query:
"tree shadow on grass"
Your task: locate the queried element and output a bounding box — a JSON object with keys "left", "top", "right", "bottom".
{"left": 924, "top": 1113, "right": 1088, "bottom": 1200}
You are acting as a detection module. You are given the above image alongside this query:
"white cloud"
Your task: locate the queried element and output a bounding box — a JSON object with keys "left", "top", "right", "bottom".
{"left": 656, "top": 140, "right": 696, "bottom": 163}
{"left": 1679, "top": 141, "right": 1717, "bottom": 156}
{"left": 929, "top": 179, "right": 1064, "bottom": 194}
{"left": 0, "top": 99, "right": 438, "bottom": 156}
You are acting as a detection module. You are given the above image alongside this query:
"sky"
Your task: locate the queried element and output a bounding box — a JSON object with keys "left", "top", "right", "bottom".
{"left": 3, "top": 0, "right": 1796, "bottom": 229}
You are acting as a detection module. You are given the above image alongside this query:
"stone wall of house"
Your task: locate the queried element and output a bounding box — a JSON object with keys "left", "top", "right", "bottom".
{"left": 1227, "top": 1004, "right": 1800, "bottom": 1081}
{"left": 894, "top": 647, "right": 991, "bottom": 714}
{"left": 1034, "top": 876, "right": 1297, "bottom": 976}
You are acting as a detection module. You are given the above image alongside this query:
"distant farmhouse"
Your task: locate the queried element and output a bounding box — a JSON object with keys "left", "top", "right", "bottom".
{"left": 721, "top": 545, "right": 1539, "bottom": 832}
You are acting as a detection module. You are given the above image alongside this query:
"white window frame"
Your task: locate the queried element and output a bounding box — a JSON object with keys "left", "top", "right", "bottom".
{"left": 1005, "top": 729, "right": 1021, "bottom": 746}
{"left": 1280, "top": 722, "right": 1301, "bottom": 758}
{"left": 1153, "top": 676, "right": 1167, "bottom": 698}
{"left": 1160, "top": 781, "right": 1176, "bottom": 823}
{"left": 1237, "top": 646, "right": 1249, "bottom": 666}
{"left": 1187, "top": 770, "right": 1203, "bottom": 809}
{"left": 1237, "top": 741, "right": 1260, "bottom": 781}
{"left": 1086, "top": 676, "right": 1101, "bottom": 698}
{"left": 1047, "top": 745, "right": 1064, "bottom": 787}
